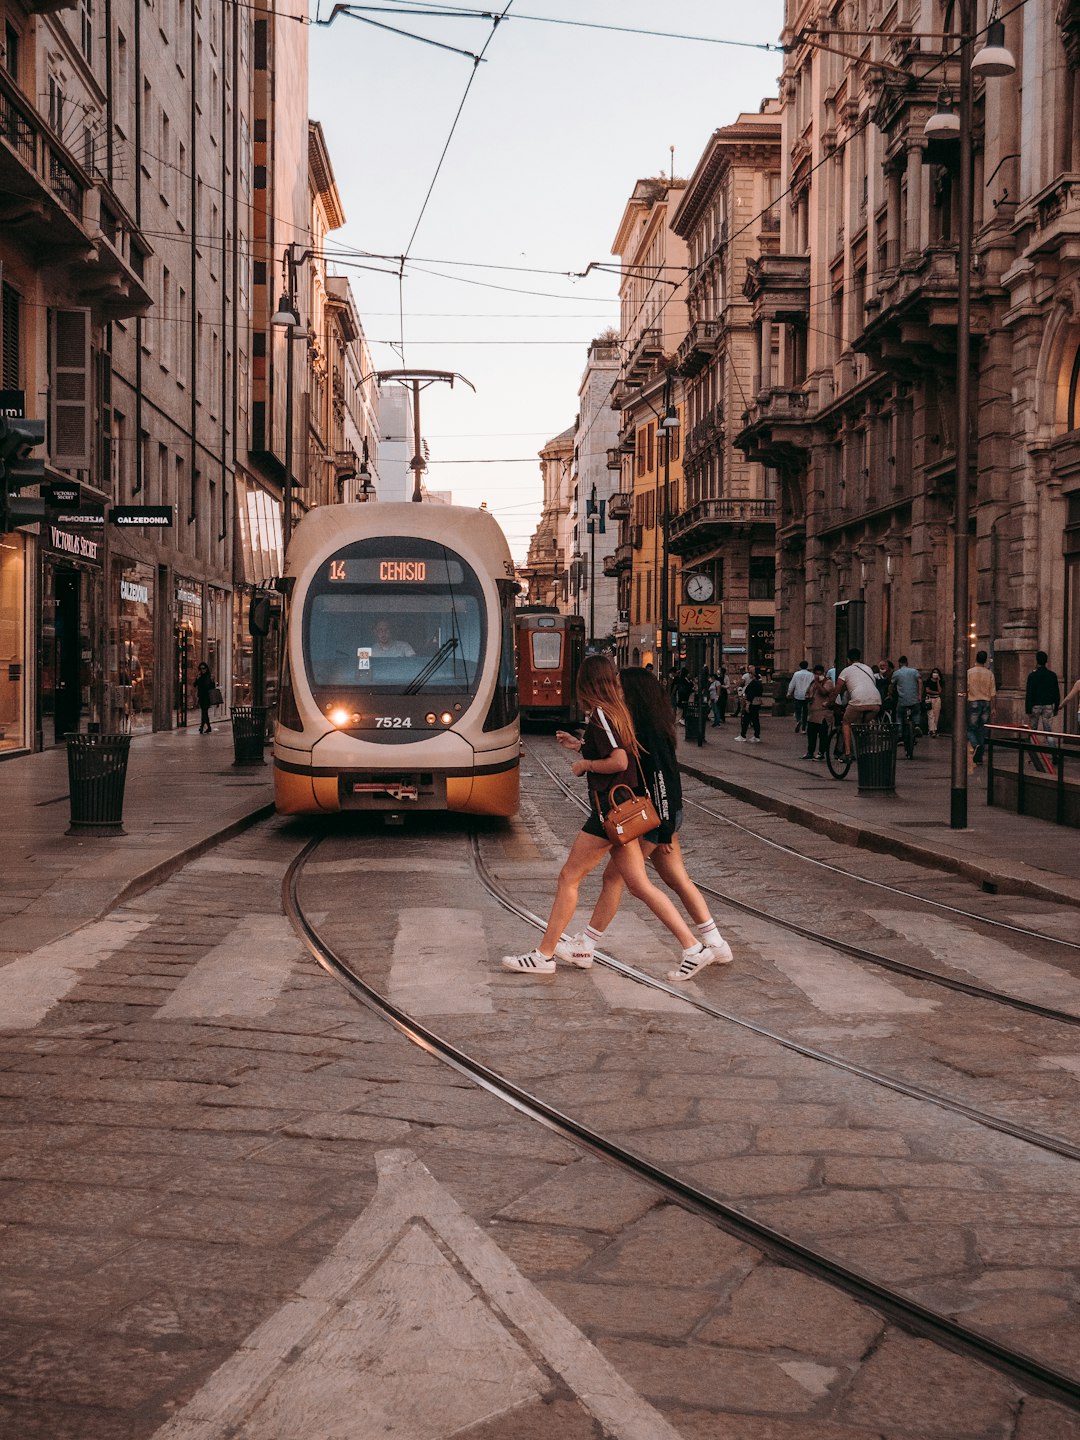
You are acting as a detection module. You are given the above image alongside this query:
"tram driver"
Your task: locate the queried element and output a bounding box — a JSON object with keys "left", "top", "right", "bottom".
{"left": 369, "top": 618, "right": 415, "bottom": 658}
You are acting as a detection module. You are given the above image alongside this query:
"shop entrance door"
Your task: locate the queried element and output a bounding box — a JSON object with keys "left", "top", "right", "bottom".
{"left": 54, "top": 569, "right": 82, "bottom": 742}
{"left": 175, "top": 623, "right": 191, "bottom": 727}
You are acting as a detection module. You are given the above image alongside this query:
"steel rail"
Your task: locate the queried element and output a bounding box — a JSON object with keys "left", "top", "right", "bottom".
{"left": 529, "top": 745, "right": 1080, "bottom": 1029}
{"left": 469, "top": 834, "right": 1080, "bottom": 1164}
{"left": 677, "top": 760, "right": 1080, "bottom": 947}
{"left": 283, "top": 829, "right": 1080, "bottom": 1413}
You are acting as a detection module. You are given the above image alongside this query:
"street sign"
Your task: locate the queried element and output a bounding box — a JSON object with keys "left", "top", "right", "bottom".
{"left": 53, "top": 506, "right": 104, "bottom": 527}
{"left": 678, "top": 604, "right": 722, "bottom": 635}
{"left": 110, "top": 505, "right": 174, "bottom": 527}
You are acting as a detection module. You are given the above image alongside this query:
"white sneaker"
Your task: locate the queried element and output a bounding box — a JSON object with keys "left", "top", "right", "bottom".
{"left": 734, "top": 735, "right": 747, "bottom": 742}
{"left": 666, "top": 941, "right": 734, "bottom": 983}
{"left": 554, "top": 935, "right": 594, "bottom": 969}
{"left": 748, "top": 736, "right": 761, "bottom": 743}
{"left": 501, "top": 951, "right": 556, "bottom": 974}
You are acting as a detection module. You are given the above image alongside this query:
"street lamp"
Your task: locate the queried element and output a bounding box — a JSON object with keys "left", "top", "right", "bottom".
{"left": 923, "top": 4, "right": 1015, "bottom": 829}
{"left": 270, "top": 247, "right": 313, "bottom": 551}
{"left": 659, "top": 372, "right": 680, "bottom": 685}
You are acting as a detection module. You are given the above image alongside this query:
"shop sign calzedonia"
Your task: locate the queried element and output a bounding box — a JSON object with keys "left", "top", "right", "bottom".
{"left": 110, "top": 505, "right": 174, "bottom": 528}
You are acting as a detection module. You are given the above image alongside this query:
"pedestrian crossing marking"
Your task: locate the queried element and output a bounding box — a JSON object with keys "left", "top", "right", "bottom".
{"left": 149, "top": 1149, "right": 684, "bottom": 1440}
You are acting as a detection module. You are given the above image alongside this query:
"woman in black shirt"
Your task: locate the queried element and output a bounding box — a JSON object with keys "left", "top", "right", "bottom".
{"left": 553, "top": 668, "right": 733, "bottom": 982}
{"left": 502, "top": 656, "right": 725, "bottom": 977}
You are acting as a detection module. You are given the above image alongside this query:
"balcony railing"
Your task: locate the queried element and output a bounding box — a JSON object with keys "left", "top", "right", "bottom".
{"left": 668, "top": 497, "right": 777, "bottom": 547}
{"left": 677, "top": 318, "right": 723, "bottom": 378}
{"left": 0, "top": 68, "right": 86, "bottom": 225}
{"left": 607, "top": 491, "right": 632, "bottom": 521}
{"left": 624, "top": 326, "right": 664, "bottom": 384}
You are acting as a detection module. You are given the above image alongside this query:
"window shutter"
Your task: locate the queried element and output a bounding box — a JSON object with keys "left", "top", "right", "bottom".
{"left": 49, "top": 308, "right": 92, "bottom": 470}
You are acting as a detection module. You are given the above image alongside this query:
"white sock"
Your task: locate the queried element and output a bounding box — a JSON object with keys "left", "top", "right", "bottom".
{"left": 697, "top": 919, "right": 723, "bottom": 948}
{"left": 681, "top": 941, "right": 705, "bottom": 959}
{"left": 583, "top": 925, "right": 604, "bottom": 947}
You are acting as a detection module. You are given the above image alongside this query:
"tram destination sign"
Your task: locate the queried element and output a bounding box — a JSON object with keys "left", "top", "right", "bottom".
{"left": 110, "top": 505, "right": 174, "bottom": 528}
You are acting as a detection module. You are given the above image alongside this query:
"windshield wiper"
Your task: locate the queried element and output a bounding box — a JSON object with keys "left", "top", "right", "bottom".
{"left": 404, "top": 637, "right": 459, "bottom": 695}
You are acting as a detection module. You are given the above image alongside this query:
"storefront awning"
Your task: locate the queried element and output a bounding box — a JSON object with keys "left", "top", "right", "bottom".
{"left": 235, "top": 476, "right": 284, "bottom": 587}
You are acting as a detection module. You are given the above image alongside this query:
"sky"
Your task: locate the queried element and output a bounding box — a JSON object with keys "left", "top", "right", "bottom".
{"left": 309, "top": 1, "right": 786, "bottom": 560}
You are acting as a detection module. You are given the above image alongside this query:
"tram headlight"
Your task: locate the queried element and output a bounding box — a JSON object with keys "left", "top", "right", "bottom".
{"left": 440, "top": 711, "right": 453, "bottom": 726}
{"left": 425, "top": 712, "right": 437, "bottom": 725}
{"left": 328, "top": 706, "right": 352, "bottom": 728}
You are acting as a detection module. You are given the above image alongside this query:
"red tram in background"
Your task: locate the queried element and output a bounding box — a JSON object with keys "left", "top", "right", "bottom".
{"left": 515, "top": 608, "right": 585, "bottom": 727}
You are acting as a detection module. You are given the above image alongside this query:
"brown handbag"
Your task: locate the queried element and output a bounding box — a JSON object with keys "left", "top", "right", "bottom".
{"left": 600, "top": 784, "right": 661, "bottom": 846}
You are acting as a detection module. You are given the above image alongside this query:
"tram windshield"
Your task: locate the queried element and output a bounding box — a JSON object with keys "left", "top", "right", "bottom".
{"left": 530, "top": 631, "right": 562, "bottom": 669}
{"left": 303, "top": 538, "right": 485, "bottom": 695}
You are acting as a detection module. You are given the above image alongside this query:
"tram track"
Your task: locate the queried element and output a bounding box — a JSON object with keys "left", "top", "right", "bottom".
{"left": 529, "top": 743, "right": 1080, "bottom": 1029}
{"left": 282, "top": 825, "right": 1080, "bottom": 1415}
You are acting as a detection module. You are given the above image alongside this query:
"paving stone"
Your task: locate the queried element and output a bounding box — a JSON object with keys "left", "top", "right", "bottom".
{"left": 821, "top": 1157, "right": 990, "bottom": 1191}
{"left": 570, "top": 1096, "right": 698, "bottom": 1130}
{"left": 482, "top": 1221, "right": 602, "bottom": 1276}
{"left": 667, "top": 1414, "right": 892, "bottom": 1440}
{"left": 0, "top": 1331, "right": 215, "bottom": 1408}
{"left": 450, "top": 1395, "right": 605, "bottom": 1439}
{"left": 0, "top": 1397, "right": 145, "bottom": 1440}
{"left": 822, "top": 1225, "right": 971, "bottom": 1283}
{"left": 975, "top": 1227, "right": 1080, "bottom": 1269}
{"left": 589, "top": 1204, "right": 758, "bottom": 1290}
{"left": 747, "top": 1190, "right": 901, "bottom": 1236}
{"left": 628, "top": 1124, "right": 758, "bottom": 1163}
{"left": 420, "top": 1149, "right": 567, "bottom": 1221}
{"left": 496, "top": 1159, "right": 660, "bottom": 1233}
{"left": 683, "top": 1155, "right": 817, "bottom": 1197}
{"left": 1, "top": 1181, "right": 162, "bottom": 1231}
{"left": 697, "top": 1265, "right": 884, "bottom": 1360}
{"left": 897, "top": 1191, "right": 1080, "bottom": 1228}
{"left": 834, "top": 1333, "right": 1018, "bottom": 1435}
{"left": 127, "top": 1193, "right": 322, "bottom": 1245}
{"left": 1014, "top": 1398, "right": 1080, "bottom": 1439}
{"left": 697, "top": 1101, "right": 838, "bottom": 1128}
{"left": 598, "top": 1336, "right": 821, "bottom": 1413}
{"left": 755, "top": 1127, "right": 910, "bottom": 1157}
{"left": 101, "top": 1286, "right": 276, "bottom": 1348}
{"left": 0, "top": 1150, "right": 178, "bottom": 1187}
{"left": 538, "top": 1278, "right": 715, "bottom": 1340}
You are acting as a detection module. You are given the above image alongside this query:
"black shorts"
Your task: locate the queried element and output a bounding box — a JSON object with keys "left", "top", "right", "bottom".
{"left": 581, "top": 810, "right": 608, "bottom": 840}
{"left": 643, "top": 806, "right": 683, "bottom": 845}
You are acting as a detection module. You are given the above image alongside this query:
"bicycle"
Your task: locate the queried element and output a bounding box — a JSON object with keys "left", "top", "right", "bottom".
{"left": 824, "top": 708, "right": 853, "bottom": 779}
{"left": 896, "top": 702, "right": 920, "bottom": 760}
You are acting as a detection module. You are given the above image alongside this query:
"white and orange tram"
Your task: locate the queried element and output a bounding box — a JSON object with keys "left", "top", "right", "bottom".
{"left": 273, "top": 502, "right": 520, "bottom": 817}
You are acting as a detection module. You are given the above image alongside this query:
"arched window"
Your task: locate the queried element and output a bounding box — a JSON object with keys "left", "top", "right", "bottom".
{"left": 1069, "top": 344, "right": 1080, "bottom": 432}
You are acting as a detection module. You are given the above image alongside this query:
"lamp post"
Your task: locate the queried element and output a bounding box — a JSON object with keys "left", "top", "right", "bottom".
{"left": 270, "top": 243, "right": 315, "bottom": 552}
{"left": 923, "top": 5, "right": 1015, "bottom": 829}
{"left": 659, "top": 372, "right": 680, "bottom": 685}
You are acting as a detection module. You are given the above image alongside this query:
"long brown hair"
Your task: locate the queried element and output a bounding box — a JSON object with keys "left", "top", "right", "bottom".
{"left": 576, "top": 655, "right": 642, "bottom": 760}
{"left": 620, "top": 666, "right": 676, "bottom": 747}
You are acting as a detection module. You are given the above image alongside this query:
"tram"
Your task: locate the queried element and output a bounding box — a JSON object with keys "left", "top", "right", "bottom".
{"left": 273, "top": 503, "right": 520, "bottom": 817}
{"left": 515, "top": 608, "right": 585, "bottom": 726}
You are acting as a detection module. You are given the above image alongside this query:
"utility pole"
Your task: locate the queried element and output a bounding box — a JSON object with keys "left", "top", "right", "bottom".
{"left": 373, "top": 370, "right": 475, "bottom": 502}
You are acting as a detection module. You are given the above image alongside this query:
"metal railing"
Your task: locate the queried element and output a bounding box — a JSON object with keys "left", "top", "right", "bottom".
{"left": 0, "top": 68, "right": 86, "bottom": 220}
{"left": 985, "top": 724, "right": 1080, "bottom": 827}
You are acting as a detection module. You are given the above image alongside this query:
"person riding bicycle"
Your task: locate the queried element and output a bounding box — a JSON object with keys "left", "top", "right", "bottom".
{"left": 889, "top": 656, "right": 923, "bottom": 756}
{"left": 833, "top": 647, "right": 881, "bottom": 759}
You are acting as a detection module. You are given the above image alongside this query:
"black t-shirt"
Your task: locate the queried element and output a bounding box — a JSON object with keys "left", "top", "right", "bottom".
{"left": 636, "top": 719, "right": 681, "bottom": 843}
{"left": 743, "top": 676, "right": 763, "bottom": 706}
{"left": 582, "top": 706, "right": 639, "bottom": 803}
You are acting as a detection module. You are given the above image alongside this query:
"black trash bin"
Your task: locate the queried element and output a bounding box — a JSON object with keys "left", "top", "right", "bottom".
{"left": 684, "top": 700, "right": 707, "bottom": 746}
{"left": 66, "top": 733, "right": 131, "bottom": 836}
{"left": 852, "top": 719, "right": 897, "bottom": 795}
{"left": 231, "top": 705, "right": 268, "bottom": 765}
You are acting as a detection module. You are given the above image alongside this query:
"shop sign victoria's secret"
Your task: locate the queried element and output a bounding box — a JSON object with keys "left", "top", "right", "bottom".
{"left": 49, "top": 526, "right": 100, "bottom": 562}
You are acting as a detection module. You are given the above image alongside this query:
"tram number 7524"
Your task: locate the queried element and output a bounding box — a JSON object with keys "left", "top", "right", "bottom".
{"left": 375, "top": 716, "right": 412, "bottom": 728}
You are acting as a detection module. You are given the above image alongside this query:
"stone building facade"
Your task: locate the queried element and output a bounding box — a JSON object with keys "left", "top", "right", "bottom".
{"left": 608, "top": 177, "right": 688, "bottom": 675}
{"left": 670, "top": 106, "right": 782, "bottom": 680}
{"left": 739, "top": 0, "right": 1080, "bottom": 720}
{"left": 568, "top": 336, "right": 620, "bottom": 645}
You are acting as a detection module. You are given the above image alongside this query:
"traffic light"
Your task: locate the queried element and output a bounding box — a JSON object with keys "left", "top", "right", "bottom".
{"left": 0, "top": 417, "right": 46, "bottom": 530}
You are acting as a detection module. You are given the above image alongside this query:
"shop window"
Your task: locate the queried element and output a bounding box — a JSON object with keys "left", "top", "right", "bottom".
{"left": 0, "top": 533, "right": 26, "bottom": 752}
